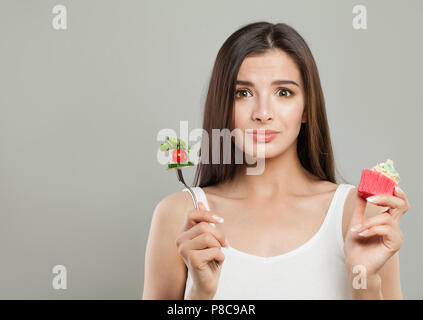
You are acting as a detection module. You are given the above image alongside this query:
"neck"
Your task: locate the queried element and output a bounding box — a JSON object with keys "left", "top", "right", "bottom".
{"left": 228, "top": 142, "right": 319, "bottom": 199}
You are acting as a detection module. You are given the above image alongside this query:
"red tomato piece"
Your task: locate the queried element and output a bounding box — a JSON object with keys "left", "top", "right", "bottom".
{"left": 171, "top": 149, "right": 188, "bottom": 163}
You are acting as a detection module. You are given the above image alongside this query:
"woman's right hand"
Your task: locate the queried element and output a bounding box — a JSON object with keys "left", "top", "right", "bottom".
{"left": 175, "top": 201, "right": 229, "bottom": 299}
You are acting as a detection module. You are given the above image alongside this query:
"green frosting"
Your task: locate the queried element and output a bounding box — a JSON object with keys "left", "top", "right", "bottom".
{"left": 372, "top": 159, "right": 400, "bottom": 183}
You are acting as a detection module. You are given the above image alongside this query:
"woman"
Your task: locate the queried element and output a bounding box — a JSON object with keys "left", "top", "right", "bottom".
{"left": 143, "top": 22, "right": 410, "bottom": 299}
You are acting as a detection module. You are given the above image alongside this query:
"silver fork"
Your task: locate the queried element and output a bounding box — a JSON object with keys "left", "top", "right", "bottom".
{"left": 176, "top": 168, "right": 221, "bottom": 270}
{"left": 176, "top": 168, "right": 198, "bottom": 209}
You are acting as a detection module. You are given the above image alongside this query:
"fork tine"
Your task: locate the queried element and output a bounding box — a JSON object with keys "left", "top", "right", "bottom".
{"left": 176, "top": 168, "right": 198, "bottom": 209}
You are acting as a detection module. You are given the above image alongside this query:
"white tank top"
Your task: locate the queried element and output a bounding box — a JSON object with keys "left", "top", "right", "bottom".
{"left": 182, "top": 183, "right": 355, "bottom": 299}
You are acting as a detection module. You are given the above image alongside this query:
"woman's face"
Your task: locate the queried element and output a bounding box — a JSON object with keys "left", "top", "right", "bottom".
{"left": 232, "top": 49, "right": 306, "bottom": 160}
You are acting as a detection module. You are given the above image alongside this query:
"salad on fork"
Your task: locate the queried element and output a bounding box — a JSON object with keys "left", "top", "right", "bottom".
{"left": 160, "top": 136, "right": 194, "bottom": 169}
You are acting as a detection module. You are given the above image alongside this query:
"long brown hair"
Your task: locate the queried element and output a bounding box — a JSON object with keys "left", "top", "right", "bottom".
{"left": 193, "top": 22, "right": 349, "bottom": 188}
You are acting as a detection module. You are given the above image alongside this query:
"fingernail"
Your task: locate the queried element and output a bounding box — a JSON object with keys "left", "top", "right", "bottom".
{"left": 350, "top": 224, "right": 362, "bottom": 232}
{"left": 210, "top": 222, "right": 216, "bottom": 228}
{"left": 395, "top": 185, "right": 400, "bottom": 193}
{"left": 359, "top": 229, "right": 369, "bottom": 236}
{"left": 212, "top": 214, "right": 224, "bottom": 223}
{"left": 366, "top": 196, "right": 380, "bottom": 203}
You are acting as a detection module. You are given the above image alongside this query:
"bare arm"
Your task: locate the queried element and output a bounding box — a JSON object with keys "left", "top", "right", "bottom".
{"left": 142, "top": 192, "right": 192, "bottom": 299}
{"left": 342, "top": 187, "right": 403, "bottom": 299}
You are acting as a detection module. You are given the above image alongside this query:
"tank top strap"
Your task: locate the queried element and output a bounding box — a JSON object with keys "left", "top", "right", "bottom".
{"left": 332, "top": 183, "right": 356, "bottom": 255}
{"left": 182, "top": 187, "right": 211, "bottom": 211}
{"left": 331, "top": 183, "right": 356, "bottom": 215}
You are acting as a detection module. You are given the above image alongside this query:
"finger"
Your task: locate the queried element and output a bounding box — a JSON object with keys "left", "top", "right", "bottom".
{"left": 189, "top": 247, "right": 225, "bottom": 269}
{"left": 390, "top": 205, "right": 407, "bottom": 223}
{"left": 184, "top": 232, "right": 222, "bottom": 251}
{"left": 357, "top": 225, "right": 393, "bottom": 239}
{"left": 198, "top": 202, "right": 216, "bottom": 228}
{"left": 381, "top": 206, "right": 391, "bottom": 213}
{"left": 393, "top": 185, "right": 406, "bottom": 200}
{"left": 198, "top": 201, "right": 208, "bottom": 211}
{"left": 208, "top": 247, "right": 226, "bottom": 267}
{"left": 366, "top": 189, "right": 410, "bottom": 223}
{"left": 351, "top": 212, "right": 394, "bottom": 234}
{"left": 197, "top": 202, "right": 218, "bottom": 230}
{"left": 183, "top": 202, "right": 224, "bottom": 231}
{"left": 391, "top": 186, "right": 410, "bottom": 222}
{"left": 203, "top": 247, "right": 225, "bottom": 266}
{"left": 394, "top": 185, "right": 411, "bottom": 212}
{"left": 356, "top": 225, "right": 403, "bottom": 251}
{"left": 366, "top": 194, "right": 404, "bottom": 210}
{"left": 178, "top": 221, "right": 229, "bottom": 248}
{"left": 350, "top": 191, "right": 367, "bottom": 227}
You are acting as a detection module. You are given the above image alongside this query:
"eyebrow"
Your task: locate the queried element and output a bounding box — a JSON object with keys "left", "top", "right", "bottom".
{"left": 236, "top": 79, "right": 300, "bottom": 87}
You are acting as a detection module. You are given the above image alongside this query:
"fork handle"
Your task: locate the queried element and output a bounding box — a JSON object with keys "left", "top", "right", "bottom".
{"left": 176, "top": 170, "right": 221, "bottom": 270}
{"left": 186, "top": 187, "right": 199, "bottom": 210}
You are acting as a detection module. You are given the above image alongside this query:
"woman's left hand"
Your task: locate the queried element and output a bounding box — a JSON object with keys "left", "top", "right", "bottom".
{"left": 344, "top": 186, "right": 410, "bottom": 279}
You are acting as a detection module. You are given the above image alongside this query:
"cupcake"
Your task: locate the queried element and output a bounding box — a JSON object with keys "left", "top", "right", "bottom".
{"left": 160, "top": 136, "right": 194, "bottom": 169}
{"left": 357, "top": 159, "right": 400, "bottom": 199}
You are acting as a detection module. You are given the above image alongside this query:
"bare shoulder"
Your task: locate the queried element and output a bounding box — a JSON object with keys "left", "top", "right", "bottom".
{"left": 143, "top": 191, "right": 195, "bottom": 299}
{"left": 320, "top": 181, "right": 339, "bottom": 193}
{"left": 308, "top": 180, "right": 339, "bottom": 199}
{"left": 152, "top": 190, "right": 195, "bottom": 227}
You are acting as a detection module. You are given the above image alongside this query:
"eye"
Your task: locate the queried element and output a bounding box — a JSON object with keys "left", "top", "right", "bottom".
{"left": 277, "top": 88, "right": 293, "bottom": 97}
{"left": 235, "top": 89, "right": 252, "bottom": 99}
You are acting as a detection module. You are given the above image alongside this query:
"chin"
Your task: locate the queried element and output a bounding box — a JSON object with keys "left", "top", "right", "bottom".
{"left": 243, "top": 142, "right": 283, "bottom": 160}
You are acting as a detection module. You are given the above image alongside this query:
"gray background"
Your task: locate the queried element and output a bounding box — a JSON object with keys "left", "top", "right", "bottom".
{"left": 0, "top": 0, "right": 421, "bottom": 299}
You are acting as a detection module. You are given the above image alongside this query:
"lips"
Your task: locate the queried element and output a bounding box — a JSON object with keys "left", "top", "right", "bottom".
{"left": 247, "top": 129, "right": 280, "bottom": 143}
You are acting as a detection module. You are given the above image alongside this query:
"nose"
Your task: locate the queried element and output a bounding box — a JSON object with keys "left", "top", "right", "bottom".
{"left": 252, "top": 107, "right": 274, "bottom": 123}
